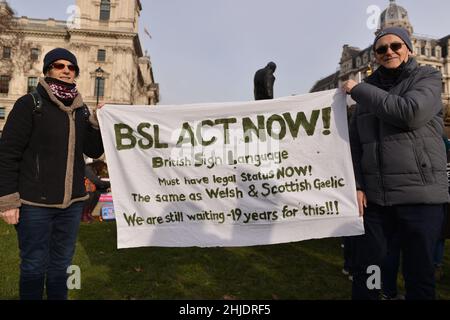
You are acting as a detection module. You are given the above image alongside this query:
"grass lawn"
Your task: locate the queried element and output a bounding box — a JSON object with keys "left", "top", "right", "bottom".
{"left": 1, "top": 220, "right": 449, "bottom": 300}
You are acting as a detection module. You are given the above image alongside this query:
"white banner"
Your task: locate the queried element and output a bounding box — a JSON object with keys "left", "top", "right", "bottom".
{"left": 98, "top": 89, "right": 364, "bottom": 249}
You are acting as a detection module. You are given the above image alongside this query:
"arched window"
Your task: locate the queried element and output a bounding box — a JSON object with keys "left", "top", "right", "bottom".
{"left": 0, "top": 75, "right": 10, "bottom": 94}
{"left": 27, "top": 77, "right": 38, "bottom": 93}
{"left": 436, "top": 47, "right": 442, "bottom": 58}
{"left": 100, "top": 0, "right": 111, "bottom": 21}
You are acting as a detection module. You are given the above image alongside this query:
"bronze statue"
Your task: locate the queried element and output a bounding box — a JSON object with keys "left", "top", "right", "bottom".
{"left": 254, "top": 62, "right": 276, "bottom": 100}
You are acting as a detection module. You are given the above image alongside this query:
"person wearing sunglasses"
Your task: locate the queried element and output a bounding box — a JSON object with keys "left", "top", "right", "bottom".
{"left": 0, "top": 48, "right": 105, "bottom": 300}
{"left": 342, "top": 27, "right": 448, "bottom": 300}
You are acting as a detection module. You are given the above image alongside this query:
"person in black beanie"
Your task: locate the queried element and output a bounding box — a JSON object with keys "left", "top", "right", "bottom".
{"left": 342, "top": 27, "right": 448, "bottom": 300}
{"left": 0, "top": 47, "right": 105, "bottom": 300}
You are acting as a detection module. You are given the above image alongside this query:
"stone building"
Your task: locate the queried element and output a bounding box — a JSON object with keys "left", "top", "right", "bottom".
{"left": 0, "top": 0, "right": 159, "bottom": 134}
{"left": 310, "top": 0, "right": 450, "bottom": 120}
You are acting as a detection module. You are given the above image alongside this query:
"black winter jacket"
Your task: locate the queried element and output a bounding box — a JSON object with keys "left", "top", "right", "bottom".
{"left": 349, "top": 58, "right": 449, "bottom": 206}
{"left": 0, "top": 78, "right": 104, "bottom": 211}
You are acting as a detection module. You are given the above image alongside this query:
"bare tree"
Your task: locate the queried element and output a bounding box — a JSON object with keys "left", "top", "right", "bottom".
{"left": 115, "top": 69, "right": 147, "bottom": 105}
{"left": 0, "top": 2, "right": 35, "bottom": 75}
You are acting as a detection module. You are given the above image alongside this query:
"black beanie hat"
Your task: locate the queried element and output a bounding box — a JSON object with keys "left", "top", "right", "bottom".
{"left": 43, "top": 48, "right": 80, "bottom": 76}
{"left": 373, "top": 27, "right": 413, "bottom": 53}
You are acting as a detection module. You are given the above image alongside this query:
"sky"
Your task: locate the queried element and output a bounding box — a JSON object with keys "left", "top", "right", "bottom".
{"left": 6, "top": 0, "right": 450, "bottom": 105}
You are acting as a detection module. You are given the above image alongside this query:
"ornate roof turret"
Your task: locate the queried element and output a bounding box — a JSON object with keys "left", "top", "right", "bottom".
{"left": 0, "top": 0, "right": 14, "bottom": 16}
{"left": 378, "top": 0, "right": 413, "bottom": 35}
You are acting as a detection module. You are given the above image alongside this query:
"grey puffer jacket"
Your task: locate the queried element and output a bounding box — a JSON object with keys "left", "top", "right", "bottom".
{"left": 349, "top": 58, "right": 449, "bottom": 206}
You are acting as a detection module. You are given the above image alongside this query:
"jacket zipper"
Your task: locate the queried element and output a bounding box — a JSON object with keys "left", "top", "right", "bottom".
{"left": 413, "top": 145, "right": 427, "bottom": 184}
{"left": 377, "top": 124, "right": 387, "bottom": 205}
{"left": 35, "top": 154, "right": 40, "bottom": 180}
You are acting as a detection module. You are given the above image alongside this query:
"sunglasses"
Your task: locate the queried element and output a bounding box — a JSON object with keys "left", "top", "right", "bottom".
{"left": 374, "top": 42, "right": 405, "bottom": 55}
{"left": 51, "top": 63, "right": 77, "bottom": 72}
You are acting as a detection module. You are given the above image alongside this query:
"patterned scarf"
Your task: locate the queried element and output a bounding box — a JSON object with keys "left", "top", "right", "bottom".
{"left": 45, "top": 77, "right": 78, "bottom": 104}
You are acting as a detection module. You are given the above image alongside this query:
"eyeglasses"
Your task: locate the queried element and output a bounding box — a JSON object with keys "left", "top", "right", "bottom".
{"left": 51, "top": 63, "right": 76, "bottom": 72}
{"left": 374, "top": 42, "right": 405, "bottom": 55}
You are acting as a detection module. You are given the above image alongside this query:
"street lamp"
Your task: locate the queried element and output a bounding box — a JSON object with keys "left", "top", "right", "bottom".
{"left": 95, "top": 67, "right": 104, "bottom": 106}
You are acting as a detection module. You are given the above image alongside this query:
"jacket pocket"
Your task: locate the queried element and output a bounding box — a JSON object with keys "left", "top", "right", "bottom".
{"left": 413, "top": 145, "right": 435, "bottom": 184}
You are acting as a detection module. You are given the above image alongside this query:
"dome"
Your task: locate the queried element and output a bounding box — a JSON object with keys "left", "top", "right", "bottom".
{"left": 379, "top": 0, "right": 413, "bottom": 35}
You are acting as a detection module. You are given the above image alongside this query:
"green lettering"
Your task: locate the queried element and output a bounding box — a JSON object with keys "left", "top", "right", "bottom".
{"left": 137, "top": 123, "right": 153, "bottom": 149}
{"left": 153, "top": 125, "right": 169, "bottom": 148}
{"left": 177, "top": 122, "right": 196, "bottom": 147}
{"left": 283, "top": 110, "right": 320, "bottom": 137}
{"left": 267, "top": 114, "right": 287, "bottom": 140}
{"left": 197, "top": 120, "right": 217, "bottom": 147}
{"left": 215, "top": 118, "right": 237, "bottom": 144}
{"left": 242, "top": 115, "right": 266, "bottom": 143}
{"left": 115, "top": 123, "right": 136, "bottom": 151}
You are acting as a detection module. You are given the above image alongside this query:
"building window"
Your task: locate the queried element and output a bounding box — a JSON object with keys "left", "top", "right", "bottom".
{"left": 421, "top": 47, "right": 426, "bottom": 56}
{"left": 3, "top": 47, "right": 11, "bottom": 59}
{"left": 0, "top": 106, "right": 5, "bottom": 120}
{"left": 0, "top": 75, "right": 10, "bottom": 94}
{"left": 100, "top": 0, "right": 111, "bottom": 21}
{"left": 30, "top": 48, "right": 39, "bottom": 60}
{"left": 94, "top": 78, "right": 105, "bottom": 98}
{"left": 97, "top": 49, "right": 106, "bottom": 62}
{"left": 363, "top": 53, "right": 368, "bottom": 64}
{"left": 27, "top": 77, "right": 38, "bottom": 93}
{"left": 436, "top": 48, "right": 441, "bottom": 58}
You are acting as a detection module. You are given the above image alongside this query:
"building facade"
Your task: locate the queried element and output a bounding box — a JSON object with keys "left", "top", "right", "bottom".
{"left": 310, "top": 0, "right": 450, "bottom": 121}
{"left": 0, "top": 0, "right": 159, "bottom": 134}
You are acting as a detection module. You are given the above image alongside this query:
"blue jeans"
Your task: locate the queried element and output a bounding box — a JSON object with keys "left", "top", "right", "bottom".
{"left": 15, "top": 202, "right": 83, "bottom": 300}
{"left": 352, "top": 203, "right": 444, "bottom": 300}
